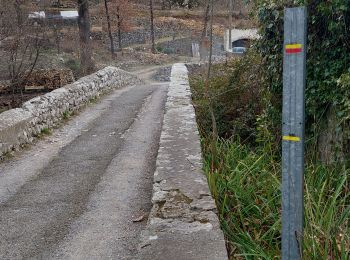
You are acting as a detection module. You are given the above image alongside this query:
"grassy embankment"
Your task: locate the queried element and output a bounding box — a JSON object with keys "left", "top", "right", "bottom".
{"left": 189, "top": 53, "right": 350, "bottom": 259}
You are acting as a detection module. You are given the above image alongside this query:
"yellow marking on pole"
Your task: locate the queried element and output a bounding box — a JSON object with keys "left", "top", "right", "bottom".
{"left": 285, "top": 43, "right": 302, "bottom": 49}
{"left": 283, "top": 136, "right": 301, "bottom": 142}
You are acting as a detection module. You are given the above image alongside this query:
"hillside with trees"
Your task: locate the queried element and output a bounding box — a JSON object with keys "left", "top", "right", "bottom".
{"left": 1, "top": 0, "right": 252, "bottom": 112}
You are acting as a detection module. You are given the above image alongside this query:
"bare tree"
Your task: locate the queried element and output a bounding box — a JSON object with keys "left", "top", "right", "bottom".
{"left": 77, "top": 0, "right": 94, "bottom": 75}
{"left": 0, "top": 0, "right": 44, "bottom": 105}
{"left": 149, "top": 0, "right": 156, "bottom": 53}
{"left": 98, "top": 0, "right": 133, "bottom": 52}
{"left": 0, "top": 1, "right": 12, "bottom": 41}
{"left": 207, "top": 0, "right": 214, "bottom": 79}
{"left": 116, "top": 4, "right": 122, "bottom": 51}
{"left": 114, "top": 0, "right": 133, "bottom": 51}
{"left": 201, "top": 0, "right": 210, "bottom": 40}
{"left": 200, "top": 0, "right": 210, "bottom": 60}
{"left": 104, "top": 0, "right": 115, "bottom": 55}
{"left": 53, "top": 22, "right": 63, "bottom": 54}
{"left": 205, "top": 0, "right": 218, "bottom": 171}
{"left": 228, "top": 0, "right": 233, "bottom": 50}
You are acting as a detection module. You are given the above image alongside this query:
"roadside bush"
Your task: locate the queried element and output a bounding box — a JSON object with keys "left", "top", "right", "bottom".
{"left": 156, "top": 45, "right": 174, "bottom": 55}
{"left": 64, "top": 58, "right": 80, "bottom": 77}
{"left": 337, "top": 73, "right": 350, "bottom": 156}
{"left": 155, "top": 45, "right": 164, "bottom": 53}
{"left": 190, "top": 50, "right": 264, "bottom": 143}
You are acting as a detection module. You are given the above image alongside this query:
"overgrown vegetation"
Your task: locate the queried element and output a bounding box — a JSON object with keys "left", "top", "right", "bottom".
{"left": 191, "top": 52, "right": 264, "bottom": 142}
{"left": 33, "top": 127, "right": 52, "bottom": 138}
{"left": 192, "top": 63, "right": 350, "bottom": 259}
{"left": 62, "top": 110, "right": 72, "bottom": 120}
{"left": 255, "top": 0, "right": 350, "bottom": 160}
{"left": 198, "top": 135, "right": 350, "bottom": 259}
{"left": 190, "top": 0, "right": 349, "bottom": 258}
{"left": 40, "top": 127, "right": 51, "bottom": 136}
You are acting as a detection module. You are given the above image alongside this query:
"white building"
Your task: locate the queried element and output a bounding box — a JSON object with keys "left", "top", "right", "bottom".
{"left": 60, "top": 11, "right": 78, "bottom": 20}
{"left": 224, "top": 29, "right": 259, "bottom": 52}
{"left": 28, "top": 11, "right": 46, "bottom": 19}
{"left": 28, "top": 10, "right": 78, "bottom": 21}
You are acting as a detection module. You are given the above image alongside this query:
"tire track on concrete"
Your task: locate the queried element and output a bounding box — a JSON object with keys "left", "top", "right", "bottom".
{"left": 48, "top": 84, "right": 168, "bottom": 260}
{"left": 0, "top": 84, "right": 136, "bottom": 205}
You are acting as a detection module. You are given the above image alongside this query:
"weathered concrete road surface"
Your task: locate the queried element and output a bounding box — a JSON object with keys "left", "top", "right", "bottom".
{"left": 0, "top": 83, "right": 168, "bottom": 259}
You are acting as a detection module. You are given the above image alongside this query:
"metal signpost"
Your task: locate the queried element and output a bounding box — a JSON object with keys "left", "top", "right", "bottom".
{"left": 282, "top": 7, "right": 307, "bottom": 260}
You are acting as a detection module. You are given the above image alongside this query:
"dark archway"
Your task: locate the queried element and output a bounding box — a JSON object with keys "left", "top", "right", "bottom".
{"left": 231, "top": 39, "right": 251, "bottom": 48}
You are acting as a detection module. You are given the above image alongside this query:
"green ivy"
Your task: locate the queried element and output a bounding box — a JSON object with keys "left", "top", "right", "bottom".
{"left": 253, "top": 0, "right": 350, "bottom": 152}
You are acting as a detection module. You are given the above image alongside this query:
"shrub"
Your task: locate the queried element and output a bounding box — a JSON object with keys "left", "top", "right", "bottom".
{"left": 64, "top": 58, "right": 80, "bottom": 77}
{"left": 190, "top": 50, "right": 264, "bottom": 144}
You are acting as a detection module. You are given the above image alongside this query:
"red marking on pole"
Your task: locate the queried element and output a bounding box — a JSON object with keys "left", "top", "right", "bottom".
{"left": 286, "top": 48, "right": 302, "bottom": 54}
{"left": 285, "top": 44, "right": 303, "bottom": 54}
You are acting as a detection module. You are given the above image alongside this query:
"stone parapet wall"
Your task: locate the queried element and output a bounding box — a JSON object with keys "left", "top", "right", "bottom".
{"left": 0, "top": 67, "right": 142, "bottom": 157}
{"left": 137, "top": 63, "right": 228, "bottom": 260}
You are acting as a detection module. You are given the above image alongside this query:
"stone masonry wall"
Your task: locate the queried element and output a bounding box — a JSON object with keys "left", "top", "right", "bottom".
{"left": 137, "top": 63, "right": 228, "bottom": 260}
{"left": 0, "top": 67, "right": 142, "bottom": 157}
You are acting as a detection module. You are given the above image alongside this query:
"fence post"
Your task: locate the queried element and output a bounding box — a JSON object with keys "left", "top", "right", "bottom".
{"left": 282, "top": 7, "right": 307, "bottom": 260}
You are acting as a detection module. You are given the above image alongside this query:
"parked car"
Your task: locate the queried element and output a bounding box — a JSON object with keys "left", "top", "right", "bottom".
{"left": 232, "top": 47, "right": 247, "bottom": 54}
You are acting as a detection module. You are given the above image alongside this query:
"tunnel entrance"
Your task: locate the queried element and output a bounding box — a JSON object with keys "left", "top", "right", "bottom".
{"left": 231, "top": 39, "right": 250, "bottom": 49}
